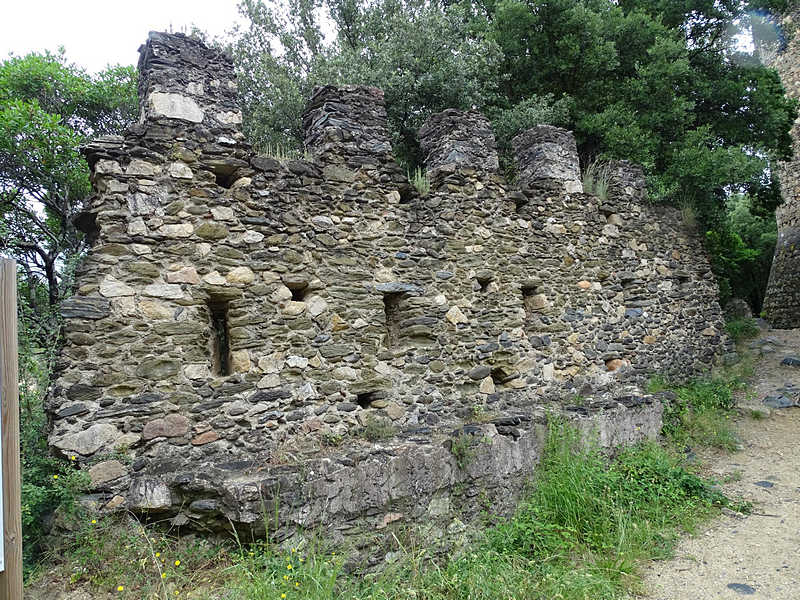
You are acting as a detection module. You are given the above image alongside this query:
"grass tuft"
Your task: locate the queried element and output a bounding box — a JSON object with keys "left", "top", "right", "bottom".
{"left": 409, "top": 166, "right": 430, "bottom": 197}
{"left": 582, "top": 160, "right": 611, "bottom": 200}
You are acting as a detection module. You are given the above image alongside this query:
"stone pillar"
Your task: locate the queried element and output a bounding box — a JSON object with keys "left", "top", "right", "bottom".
{"left": 137, "top": 31, "right": 244, "bottom": 141}
{"left": 302, "top": 85, "right": 395, "bottom": 166}
{"left": 763, "top": 203, "right": 800, "bottom": 327}
{"left": 512, "top": 125, "right": 582, "bottom": 193}
{"left": 606, "top": 160, "right": 647, "bottom": 202}
{"left": 418, "top": 109, "right": 499, "bottom": 174}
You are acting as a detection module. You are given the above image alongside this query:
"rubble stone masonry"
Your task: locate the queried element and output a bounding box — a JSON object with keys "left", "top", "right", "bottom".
{"left": 48, "top": 32, "right": 727, "bottom": 559}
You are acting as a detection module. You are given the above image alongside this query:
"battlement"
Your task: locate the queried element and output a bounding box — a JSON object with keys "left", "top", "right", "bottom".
{"left": 138, "top": 32, "right": 244, "bottom": 139}
{"left": 54, "top": 32, "right": 726, "bottom": 556}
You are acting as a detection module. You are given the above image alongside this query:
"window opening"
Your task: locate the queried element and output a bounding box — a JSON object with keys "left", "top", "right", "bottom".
{"left": 208, "top": 299, "right": 231, "bottom": 375}
{"left": 382, "top": 292, "right": 403, "bottom": 348}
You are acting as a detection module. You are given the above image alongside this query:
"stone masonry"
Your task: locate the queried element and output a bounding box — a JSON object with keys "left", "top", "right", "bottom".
{"left": 49, "top": 32, "right": 726, "bottom": 559}
{"left": 762, "top": 9, "right": 800, "bottom": 328}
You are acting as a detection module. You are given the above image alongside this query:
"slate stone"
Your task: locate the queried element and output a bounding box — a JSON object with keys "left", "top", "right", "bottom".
{"left": 781, "top": 356, "right": 800, "bottom": 367}
{"left": 375, "top": 282, "right": 423, "bottom": 295}
{"left": 754, "top": 480, "right": 774, "bottom": 488}
{"left": 762, "top": 394, "right": 795, "bottom": 409}
{"left": 95, "top": 404, "right": 161, "bottom": 419}
{"left": 468, "top": 366, "right": 492, "bottom": 380}
{"left": 130, "top": 393, "right": 163, "bottom": 405}
{"left": 66, "top": 384, "right": 102, "bottom": 403}
{"left": 60, "top": 296, "right": 111, "bottom": 320}
{"left": 319, "top": 344, "right": 351, "bottom": 359}
{"left": 250, "top": 389, "right": 292, "bottom": 403}
{"left": 189, "top": 499, "right": 220, "bottom": 512}
{"left": 726, "top": 583, "right": 756, "bottom": 595}
{"left": 57, "top": 403, "right": 90, "bottom": 418}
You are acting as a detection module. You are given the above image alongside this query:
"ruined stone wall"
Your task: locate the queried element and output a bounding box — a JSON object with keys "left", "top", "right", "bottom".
{"left": 48, "top": 32, "right": 725, "bottom": 554}
{"left": 763, "top": 9, "right": 800, "bottom": 327}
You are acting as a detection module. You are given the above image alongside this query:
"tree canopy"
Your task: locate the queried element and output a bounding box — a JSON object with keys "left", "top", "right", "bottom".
{"left": 0, "top": 51, "right": 137, "bottom": 307}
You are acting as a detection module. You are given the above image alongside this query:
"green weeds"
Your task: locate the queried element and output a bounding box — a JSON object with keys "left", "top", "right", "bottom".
{"left": 360, "top": 415, "right": 396, "bottom": 441}
{"left": 660, "top": 377, "right": 741, "bottom": 451}
{"left": 31, "top": 420, "right": 740, "bottom": 600}
{"left": 222, "top": 421, "right": 736, "bottom": 600}
{"left": 725, "top": 317, "right": 760, "bottom": 343}
{"left": 449, "top": 434, "right": 476, "bottom": 470}
{"left": 37, "top": 512, "right": 229, "bottom": 598}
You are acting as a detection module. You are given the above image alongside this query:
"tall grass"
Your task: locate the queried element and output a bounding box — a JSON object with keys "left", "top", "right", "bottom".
{"left": 725, "top": 317, "right": 760, "bottom": 343}
{"left": 222, "top": 421, "right": 736, "bottom": 600}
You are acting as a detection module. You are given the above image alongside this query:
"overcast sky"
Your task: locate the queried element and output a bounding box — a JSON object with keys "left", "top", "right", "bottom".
{"left": 0, "top": 0, "right": 244, "bottom": 72}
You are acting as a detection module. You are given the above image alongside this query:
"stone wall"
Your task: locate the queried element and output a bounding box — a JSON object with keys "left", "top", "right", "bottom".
{"left": 762, "top": 9, "right": 800, "bottom": 328}
{"left": 48, "top": 32, "right": 726, "bottom": 555}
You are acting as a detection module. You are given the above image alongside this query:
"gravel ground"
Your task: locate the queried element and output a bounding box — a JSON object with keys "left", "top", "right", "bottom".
{"left": 636, "top": 327, "right": 800, "bottom": 600}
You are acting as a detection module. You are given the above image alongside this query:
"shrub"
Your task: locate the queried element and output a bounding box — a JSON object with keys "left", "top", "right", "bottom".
{"left": 18, "top": 292, "right": 88, "bottom": 576}
{"left": 725, "top": 317, "right": 760, "bottom": 343}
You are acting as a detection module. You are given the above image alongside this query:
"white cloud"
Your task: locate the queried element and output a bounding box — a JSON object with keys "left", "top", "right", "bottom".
{"left": 0, "top": 0, "right": 243, "bottom": 72}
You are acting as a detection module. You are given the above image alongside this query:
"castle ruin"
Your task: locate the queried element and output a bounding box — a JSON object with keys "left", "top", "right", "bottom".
{"left": 48, "top": 32, "right": 727, "bottom": 556}
{"left": 762, "top": 8, "right": 800, "bottom": 328}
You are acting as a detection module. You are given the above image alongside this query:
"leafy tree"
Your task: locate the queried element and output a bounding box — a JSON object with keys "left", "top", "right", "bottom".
{"left": 707, "top": 193, "right": 778, "bottom": 310}
{"left": 0, "top": 52, "right": 137, "bottom": 308}
{"left": 234, "top": 0, "right": 503, "bottom": 165}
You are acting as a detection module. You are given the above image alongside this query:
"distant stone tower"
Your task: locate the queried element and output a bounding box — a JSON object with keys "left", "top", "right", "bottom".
{"left": 761, "top": 9, "right": 800, "bottom": 327}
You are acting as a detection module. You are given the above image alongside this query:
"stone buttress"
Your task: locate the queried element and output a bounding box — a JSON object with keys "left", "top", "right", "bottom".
{"left": 50, "top": 32, "right": 726, "bottom": 559}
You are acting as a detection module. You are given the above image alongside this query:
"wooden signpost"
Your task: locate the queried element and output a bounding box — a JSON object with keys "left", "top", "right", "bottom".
{"left": 0, "top": 259, "right": 22, "bottom": 598}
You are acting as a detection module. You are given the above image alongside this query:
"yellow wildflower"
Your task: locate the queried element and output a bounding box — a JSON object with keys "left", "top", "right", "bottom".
{"left": 174, "top": 560, "right": 181, "bottom": 566}
{"left": 52, "top": 475, "right": 58, "bottom": 480}
{"left": 287, "top": 564, "right": 292, "bottom": 570}
{"left": 117, "top": 585, "right": 124, "bottom": 592}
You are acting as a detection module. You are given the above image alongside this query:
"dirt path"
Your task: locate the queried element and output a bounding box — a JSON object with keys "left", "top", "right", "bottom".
{"left": 637, "top": 328, "right": 800, "bottom": 600}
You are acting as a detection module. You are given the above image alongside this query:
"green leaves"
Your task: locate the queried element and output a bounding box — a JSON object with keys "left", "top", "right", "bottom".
{"left": 0, "top": 51, "right": 137, "bottom": 305}
{"left": 235, "top": 0, "right": 503, "bottom": 165}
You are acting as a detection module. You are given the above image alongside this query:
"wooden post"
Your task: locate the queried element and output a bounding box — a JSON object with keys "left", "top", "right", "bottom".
{"left": 0, "top": 259, "right": 22, "bottom": 598}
